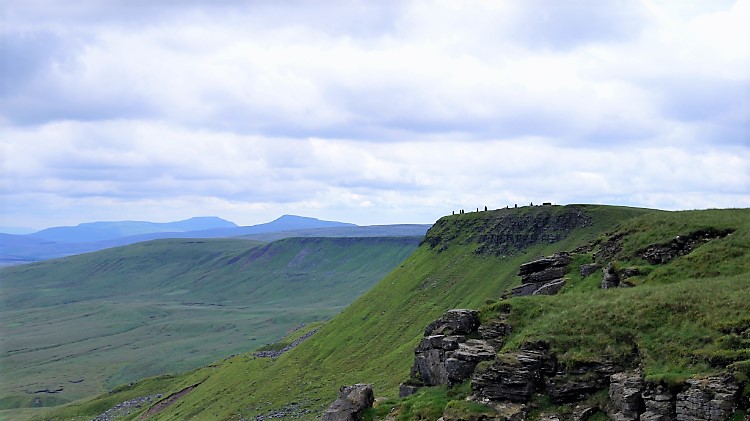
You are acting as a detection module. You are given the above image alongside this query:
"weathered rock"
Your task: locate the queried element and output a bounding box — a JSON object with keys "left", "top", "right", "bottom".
{"left": 571, "top": 405, "right": 600, "bottom": 421}
{"left": 412, "top": 310, "right": 484, "bottom": 386}
{"left": 424, "top": 309, "right": 481, "bottom": 336}
{"left": 478, "top": 320, "right": 512, "bottom": 350}
{"left": 398, "top": 383, "right": 419, "bottom": 398}
{"left": 512, "top": 278, "right": 566, "bottom": 297}
{"left": 514, "top": 253, "right": 571, "bottom": 297}
{"left": 532, "top": 279, "right": 565, "bottom": 296}
{"left": 601, "top": 262, "right": 620, "bottom": 289}
{"left": 545, "top": 361, "right": 615, "bottom": 404}
{"left": 607, "top": 370, "right": 645, "bottom": 420}
{"left": 322, "top": 384, "right": 374, "bottom": 421}
{"left": 638, "top": 228, "right": 734, "bottom": 265}
{"left": 579, "top": 263, "right": 601, "bottom": 277}
{"left": 641, "top": 383, "right": 674, "bottom": 421}
{"left": 518, "top": 253, "right": 571, "bottom": 277}
{"left": 471, "top": 343, "right": 555, "bottom": 403}
{"left": 675, "top": 375, "right": 739, "bottom": 421}
{"left": 412, "top": 347, "right": 449, "bottom": 386}
{"left": 446, "top": 340, "right": 496, "bottom": 384}
{"left": 523, "top": 266, "right": 569, "bottom": 284}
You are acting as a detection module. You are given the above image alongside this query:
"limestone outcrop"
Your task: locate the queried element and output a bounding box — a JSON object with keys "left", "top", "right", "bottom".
{"left": 512, "top": 253, "right": 570, "bottom": 297}
{"left": 606, "top": 370, "right": 741, "bottom": 421}
{"left": 321, "top": 384, "right": 374, "bottom": 421}
{"left": 407, "top": 310, "right": 498, "bottom": 393}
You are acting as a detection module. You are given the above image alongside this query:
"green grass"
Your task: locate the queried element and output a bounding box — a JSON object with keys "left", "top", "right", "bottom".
{"left": 1, "top": 237, "right": 419, "bottom": 415}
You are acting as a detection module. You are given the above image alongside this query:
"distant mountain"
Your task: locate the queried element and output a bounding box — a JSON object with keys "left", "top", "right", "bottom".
{"left": 0, "top": 215, "right": 391, "bottom": 266}
{"left": 28, "top": 216, "right": 238, "bottom": 243}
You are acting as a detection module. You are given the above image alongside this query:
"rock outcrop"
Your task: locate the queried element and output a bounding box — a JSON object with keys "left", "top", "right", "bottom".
{"left": 606, "top": 371, "right": 741, "bottom": 421}
{"left": 321, "top": 384, "right": 374, "bottom": 421}
{"left": 408, "top": 310, "right": 498, "bottom": 392}
{"left": 512, "top": 253, "right": 570, "bottom": 297}
{"left": 638, "top": 229, "right": 734, "bottom": 265}
{"left": 471, "top": 342, "right": 555, "bottom": 403}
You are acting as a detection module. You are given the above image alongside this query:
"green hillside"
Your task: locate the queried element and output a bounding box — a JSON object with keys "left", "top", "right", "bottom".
{"left": 23, "top": 205, "right": 750, "bottom": 421}
{"left": 0, "top": 236, "right": 420, "bottom": 418}
{"left": 23, "top": 204, "right": 649, "bottom": 420}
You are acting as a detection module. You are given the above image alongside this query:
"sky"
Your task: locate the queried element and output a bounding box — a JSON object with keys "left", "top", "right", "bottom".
{"left": 1, "top": 0, "right": 749, "bottom": 230}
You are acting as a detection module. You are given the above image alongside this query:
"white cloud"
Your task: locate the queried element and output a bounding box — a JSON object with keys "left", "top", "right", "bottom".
{"left": 1, "top": 0, "right": 748, "bottom": 228}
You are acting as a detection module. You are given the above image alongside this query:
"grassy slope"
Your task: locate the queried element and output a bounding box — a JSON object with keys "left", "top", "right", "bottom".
{"left": 495, "top": 208, "right": 750, "bottom": 382}
{"left": 1, "top": 237, "right": 419, "bottom": 418}
{"left": 34, "top": 205, "right": 652, "bottom": 421}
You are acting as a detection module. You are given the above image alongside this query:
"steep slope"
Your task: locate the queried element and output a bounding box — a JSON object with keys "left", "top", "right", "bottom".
{"left": 32, "top": 205, "right": 653, "bottom": 421}
{"left": 0, "top": 236, "right": 420, "bottom": 415}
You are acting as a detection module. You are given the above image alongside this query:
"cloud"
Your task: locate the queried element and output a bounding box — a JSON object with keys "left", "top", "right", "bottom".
{"left": 1, "top": 1, "right": 748, "bottom": 228}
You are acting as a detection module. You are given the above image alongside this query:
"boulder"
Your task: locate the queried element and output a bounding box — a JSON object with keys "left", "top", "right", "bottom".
{"left": 518, "top": 253, "right": 571, "bottom": 277}
{"left": 424, "top": 309, "right": 481, "bottom": 336}
{"left": 322, "top": 384, "right": 374, "bottom": 421}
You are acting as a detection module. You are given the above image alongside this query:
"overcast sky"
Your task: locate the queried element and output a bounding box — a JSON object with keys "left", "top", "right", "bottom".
{"left": 2, "top": 0, "right": 749, "bottom": 230}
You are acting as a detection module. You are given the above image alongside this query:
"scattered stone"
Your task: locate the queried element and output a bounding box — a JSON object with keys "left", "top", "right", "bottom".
{"left": 321, "top": 384, "right": 374, "bottom": 421}
{"left": 92, "top": 394, "right": 162, "bottom": 421}
{"left": 255, "top": 328, "right": 319, "bottom": 358}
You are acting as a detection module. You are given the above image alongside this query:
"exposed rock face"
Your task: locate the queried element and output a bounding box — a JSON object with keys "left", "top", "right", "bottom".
{"left": 424, "top": 206, "right": 592, "bottom": 256}
{"left": 638, "top": 228, "right": 734, "bottom": 265}
{"left": 471, "top": 342, "right": 555, "bottom": 403}
{"left": 546, "top": 361, "right": 616, "bottom": 404}
{"left": 410, "top": 310, "right": 497, "bottom": 390}
{"left": 641, "top": 383, "right": 675, "bottom": 421}
{"left": 321, "top": 384, "right": 374, "bottom": 421}
{"left": 512, "top": 253, "right": 571, "bottom": 297}
{"left": 607, "top": 370, "right": 645, "bottom": 420}
{"left": 606, "top": 371, "right": 740, "bottom": 421}
{"left": 675, "top": 375, "right": 739, "bottom": 421}
{"left": 478, "top": 320, "right": 512, "bottom": 350}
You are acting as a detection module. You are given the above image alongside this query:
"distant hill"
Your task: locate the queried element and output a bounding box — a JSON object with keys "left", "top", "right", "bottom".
{"left": 28, "top": 216, "right": 238, "bottom": 243}
{"left": 0, "top": 215, "right": 370, "bottom": 265}
{"left": 0, "top": 235, "right": 421, "bottom": 411}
